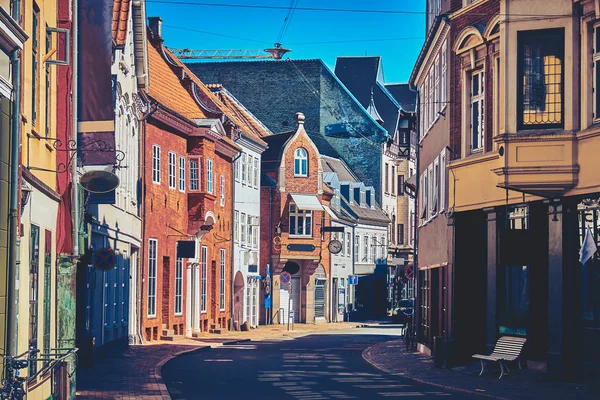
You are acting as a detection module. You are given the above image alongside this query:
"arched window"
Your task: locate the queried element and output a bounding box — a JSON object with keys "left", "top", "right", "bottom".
{"left": 294, "top": 148, "right": 308, "bottom": 176}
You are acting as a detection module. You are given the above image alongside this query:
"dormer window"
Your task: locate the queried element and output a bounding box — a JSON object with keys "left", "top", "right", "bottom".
{"left": 360, "top": 190, "right": 366, "bottom": 207}
{"left": 294, "top": 148, "right": 308, "bottom": 176}
{"left": 365, "top": 190, "right": 371, "bottom": 207}
{"left": 353, "top": 188, "right": 360, "bottom": 205}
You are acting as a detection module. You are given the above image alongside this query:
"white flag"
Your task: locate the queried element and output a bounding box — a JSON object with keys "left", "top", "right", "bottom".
{"left": 579, "top": 227, "right": 598, "bottom": 264}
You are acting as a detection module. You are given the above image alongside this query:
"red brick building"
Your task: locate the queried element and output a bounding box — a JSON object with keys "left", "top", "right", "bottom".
{"left": 260, "top": 113, "right": 334, "bottom": 324}
{"left": 139, "top": 21, "right": 240, "bottom": 340}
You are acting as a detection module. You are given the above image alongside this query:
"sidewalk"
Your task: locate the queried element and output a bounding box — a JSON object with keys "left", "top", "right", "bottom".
{"left": 76, "top": 322, "right": 361, "bottom": 399}
{"left": 362, "top": 338, "right": 599, "bottom": 400}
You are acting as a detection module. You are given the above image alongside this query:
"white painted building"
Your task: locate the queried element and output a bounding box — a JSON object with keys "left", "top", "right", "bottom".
{"left": 322, "top": 156, "right": 390, "bottom": 320}
{"left": 210, "top": 87, "right": 270, "bottom": 329}
{"left": 86, "top": 0, "right": 147, "bottom": 347}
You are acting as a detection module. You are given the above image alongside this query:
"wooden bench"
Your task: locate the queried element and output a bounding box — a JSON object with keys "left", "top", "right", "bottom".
{"left": 472, "top": 336, "right": 527, "bottom": 379}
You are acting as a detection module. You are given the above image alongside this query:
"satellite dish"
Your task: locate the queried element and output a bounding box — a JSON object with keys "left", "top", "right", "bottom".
{"left": 80, "top": 170, "right": 119, "bottom": 193}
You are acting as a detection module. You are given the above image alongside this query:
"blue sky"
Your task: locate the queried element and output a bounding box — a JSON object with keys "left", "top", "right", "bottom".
{"left": 145, "top": 0, "right": 426, "bottom": 83}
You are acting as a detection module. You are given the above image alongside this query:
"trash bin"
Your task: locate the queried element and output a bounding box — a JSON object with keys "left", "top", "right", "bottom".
{"left": 433, "top": 336, "right": 446, "bottom": 368}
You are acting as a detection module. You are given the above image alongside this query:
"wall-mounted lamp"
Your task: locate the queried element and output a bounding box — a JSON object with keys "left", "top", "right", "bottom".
{"left": 437, "top": 111, "right": 446, "bottom": 118}
{"left": 20, "top": 184, "right": 33, "bottom": 215}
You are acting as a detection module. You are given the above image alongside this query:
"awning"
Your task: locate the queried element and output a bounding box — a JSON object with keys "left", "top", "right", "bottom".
{"left": 290, "top": 194, "right": 324, "bottom": 211}
{"left": 405, "top": 174, "right": 417, "bottom": 191}
{"left": 322, "top": 205, "right": 339, "bottom": 220}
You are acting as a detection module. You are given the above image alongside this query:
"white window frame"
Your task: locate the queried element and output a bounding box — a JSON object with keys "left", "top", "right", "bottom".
{"left": 253, "top": 156, "right": 259, "bottom": 188}
{"left": 252, "top": 216, "right": 259, "bottom": 248}
{"left": 289, "top": 203, "right": 312, "bottom": 237}
{"left": 440, "top": 150, "right": 446, "bottom": 212}
{"left": 234, "top": 210, "right": 239, "bottom": 242}
{"left": 420, "top": 169, "right": 428, "bottom": 223}
{"left": 189, "top": 158, "right": 199, "bottom": 191}
{"left": 346, "top": 232, "right": 351, "bottom": 258}
{"left": 434, "top": 55, "right": 440, "bottom": 116}
{"left": 220, "top": 249, "right": 226, "bottom": 311}
{"left": 429, "top": 72, "right": 434, "bottom": 127}
{"left": 175, "top": 257, "right": 183, "bottom": 316}
{"left": 234, "top": 157, "right": 240, "bottom": 182}
{"left": 147, "top": 239, "right": 157, "bottom": 317}
{"left": 470, "top": 69, "right": 485, "bottom": 152}
{"left": 371, "top": 236, "right": 377, "bottom": 262}
{"left": 441, "top": 41, "right": 448, "bottom": 111}
{"left": 241, "top": 153, "right": 247, "bottom": 184}
{"left": 428, "top": 164, "right": 434, "bottom": 220}
{"left": 294, "top": 148, "right": 308, "bottom": 177}
{"left": 423, "top": 78, "right": 429, "bottom": 134}
{"left": 432, "top": 158, "right": 439, "bottom": 217}
{"left": 179, "top": 156, "right": 185, "bottom": 192}
{"left": 354, "top": 235, "right": 359, "bottom": 262}
{"left": 247, "top": 155, "right": 253, "bottom": 185}
{"left": 168, "top": 151, "right": 176, "bottom": 189}
{"left": 241, "top": 213, "right": 247, "bottom": 244}
{"left": 363, "top": 235, "right": 369, "bottom": 262}
{"left": 201, "top": 246, "right": 207, "bottom": 313}
{"left": 152, "top": 145, "right": 160, "bottom": 184}
{"left": 220, "top": 175, "right": 225, "bottom": 206}
{"left": 207, "top": 159, "right": 213, "bottom": 193}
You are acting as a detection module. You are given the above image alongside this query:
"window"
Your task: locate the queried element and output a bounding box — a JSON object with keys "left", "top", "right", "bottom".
{"left": 421, "top": 170, "right": 428, "bottom": 222}
{"left": 289, "top": 203, "right": 312, "bottom": 236}
{"left": 179, "top": 156, "right": 185, "bottom": 191}
{"left": 346, "top": 232, "right": 351, "bottom": 258}
{"left": 247, "top": 155, "right": 253, "bottom": 185}
{"left": 148, "top": 239, "right": 157, "bottom": 317}
{"left": 429, "top": 71, "right": 434, "bottom": 126}
{"left": 441, "top": 41, "right": 447, "bottom": 108}
{"left": 253, "top": 157, "right": 259, "bottom": 187}
{"left": 206, "top": 159, "right": 213, "bottom": 193}
{"left": 594, "top": 25, "right": 600, "bottom": 120}
{"left": 220, "top": 249, "right": 226, "bottom": 311}
{"left": 234, "top": 156, "right": 240, "bottom": 182}
{"left": 428, "top": 165, "right": 434, "bottom": 217}
{"left": 168, "top": 152, "right": 176, "bottom": 189}
{"left": 294, "top": 148, "right": 308, "bottom": 176}
{"left": 423, "top": 78, "right": 429, "bottom": 133}
{"left": 432, "top": 158, "right": 439, "bottom": 215}
{"left": 340, "top": 232, "right": 345, "bottom": 256}
{"left": 201, "top": 246, "right": 207, "bottom": 312}
{"left": 189, "top": 159, "right": 199, "bottom": 190}
{"left": 385, "top": 163, "right": 389, "bottom": 193}
{"left": 398, "top": 175, "right": 404, "bottom": 195}
{"left": 241, "top": 213, "right": 247, "bottom": 243}
{"left": 434, "top": 55, "right": 440, "bottom": 115}
{"left": 247, "top": 216, "right": 252, "bottom": 245}
{"left": 252, "top": 217, "right": 259, "bottom": 248}
{"left": 234, "top": 211, "right": 239, "bottom": 242}
{"left": 398, "top": 224, "right": 404, "bottom": 245}
{"left": 220, "top": 175, "right": 225, "bottom": 206}
{"left": 29, "top": 225, "right": 40, "bottom": 376}
{"left": 440, "top": 150, "right": 446, "bottom": 211}
{"left": 175, "top": 257, "right": 183, "bottom": 315}
{"left": 363, "top": 236, "right": 369, "bottom": 262}
{"left": 371, "top": 236, "right": 377, "bottom": 262}
{"left": 518, "top": 29, "right": 564, "bottom": 129}
{"left": 470, "top": 70, "right": 485, "bottom": 151}
{"left": 152, "top": 145, "right": 160, "bottom": 184}
{"left": 391, "top": 166, "right": 396, "bottom": 194}
{"left": 241, "top": 153, "right": 247, "bottom": 184}
{"left": 32, "top": 5, "right": 39, "bottom": 127}
{"left": 45, "top": 26, "right": 51, "bottom": 138}
{"left": 354, "top": 235, "right": 359, "bottom": 262}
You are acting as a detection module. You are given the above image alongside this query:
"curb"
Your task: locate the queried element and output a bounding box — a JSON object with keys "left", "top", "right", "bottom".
{"left": 154, "top": 345, "right": 211, "bottom": 399}
{"left": 361, "top": 341, "right": 509, "bottom": 400}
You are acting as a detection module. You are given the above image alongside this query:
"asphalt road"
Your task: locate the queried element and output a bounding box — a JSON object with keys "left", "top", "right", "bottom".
{"left": 163, "top": 324, "right": 469, "bottom": 400}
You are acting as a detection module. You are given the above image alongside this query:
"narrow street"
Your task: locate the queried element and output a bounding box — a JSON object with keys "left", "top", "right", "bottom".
{"left": 162, "top": 325, "right": 463, "bottom": 400}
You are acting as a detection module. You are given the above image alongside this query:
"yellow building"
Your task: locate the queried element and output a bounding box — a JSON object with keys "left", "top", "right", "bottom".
{"left": 446, "top": 0, "right": 600, "bottom": 379}
{"left": 17, "top": 0, "right": 61, "bottom": 398}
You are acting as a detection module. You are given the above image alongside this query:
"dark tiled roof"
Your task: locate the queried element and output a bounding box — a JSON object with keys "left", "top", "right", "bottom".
{"left": 321, "top": 155, "right": 357, "bottom": 182}
{"left": 334, "top": 57, "right": 400, "bottom": 136}
{"left": 261, "top": 131, "right": 294, "bottom": 172}
{"left": 386, "top": 83, "right": 417, "bottom": 113}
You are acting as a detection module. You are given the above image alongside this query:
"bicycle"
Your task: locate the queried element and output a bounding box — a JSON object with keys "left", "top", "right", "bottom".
{"left": 0, "top": 347, "right": 39, "bottom": 400}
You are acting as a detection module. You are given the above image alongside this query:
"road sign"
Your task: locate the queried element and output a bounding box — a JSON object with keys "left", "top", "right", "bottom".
{"left": 348, "top": 275, "right": 358, "bottom": 285}
{"left": 290, "top": 311, "right": 295, "bottom": 319}
{"left": 281, "top": 271, "right": 291, "bottom": 284}
{"left": 405, "top": 264, "right": 415, "bottom": 280}
{"left": 94, "top": 247, "right": 117, "bottom": 271}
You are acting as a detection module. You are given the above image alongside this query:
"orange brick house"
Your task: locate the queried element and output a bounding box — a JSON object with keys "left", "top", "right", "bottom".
{"left": 139, "top": 19, "right": 240, "bottom": 340}
{"left": 260, "top": 113, "right": 334, "bottom": 324}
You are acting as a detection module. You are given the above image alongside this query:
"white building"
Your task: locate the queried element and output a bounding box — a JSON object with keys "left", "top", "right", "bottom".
{"left": 322, "top": 156, "right": 390, "bottom": 320}
{"left": 211, "top": 87, "right": 270, "bottom": 329}
{"left": 85, "top": 0, "right": 147, "bottom": 347}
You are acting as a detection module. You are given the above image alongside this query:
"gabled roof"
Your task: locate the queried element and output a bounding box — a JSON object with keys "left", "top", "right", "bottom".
{"left": 112, "top": 0, "right": 130, "bottom": 47}
{"left": 385, "top": 83, "right": 417, "bottom": 113}
{"left": 211, "top": 86, "right": 270, "bottom": 148}
{"left": 147, "top": 39, "right": 208, "bottom": 119}
{"left": 334, "top": 56, "right": 402, "bottom": 137}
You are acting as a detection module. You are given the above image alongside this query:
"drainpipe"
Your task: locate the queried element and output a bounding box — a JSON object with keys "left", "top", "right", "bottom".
{"left": 7, "top": 24, "right": 22, "bottom": 356}
{"left": 71, "top": 0, "right": 79, "bottom": 258}
{"left": 408, "top": 83, "right": 420, "bottom": 352}
{"left": 268, "top": 186, "right": 273, "bottom": 324}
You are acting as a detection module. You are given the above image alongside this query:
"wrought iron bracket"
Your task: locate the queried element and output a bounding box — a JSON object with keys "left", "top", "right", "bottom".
{"left": 26, "top": 133, "right": 126, "bottom": 174}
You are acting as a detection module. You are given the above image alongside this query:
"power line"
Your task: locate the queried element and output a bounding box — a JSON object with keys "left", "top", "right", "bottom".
{"left": 289, "top": 37, "right": 424, "bottom": 45}
{"left": 147, "top": 1, "right": 571, "bottom": 18}
{"left": 162, "top": 24, "right": 271, "bottom": 44}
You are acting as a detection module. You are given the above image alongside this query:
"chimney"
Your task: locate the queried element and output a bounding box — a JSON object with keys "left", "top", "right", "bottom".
{"left": 148, "top": 16, "right": 163, "bottom": 40}
{"left": 296, "top": 112, "right": 305, "bottom": 127}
